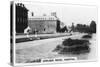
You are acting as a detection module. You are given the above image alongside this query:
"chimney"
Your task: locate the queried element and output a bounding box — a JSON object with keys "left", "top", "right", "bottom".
{"left": 31, "top": 12, "right": 34, "bottom": 16}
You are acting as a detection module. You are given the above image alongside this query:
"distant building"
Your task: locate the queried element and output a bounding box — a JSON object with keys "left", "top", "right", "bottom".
{"left": 15, "top": 3, "right": 28, "bottom": 33}
{"left": 51, "top": 12, "right": 57, "bottom": 18}
{"left": 51, "top": 12, "right": 61, "bottom": 32}
{"left": 28, "top": 15, "right": 57, "bottom": 34}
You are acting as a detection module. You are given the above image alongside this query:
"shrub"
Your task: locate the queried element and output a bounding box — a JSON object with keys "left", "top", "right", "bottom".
{"left": 59, "top": 45, "right": 90, "bottom": 54}
{"left": 62, "top": 38, "right": 89, "bottom": 46}
{"left": 82, "top": 34, "right": 92, "bottom": 38}
{"left": 54, "top": 38, "right": 90, "bottom": 55}
{"left": 53, "top": 45, "right": 63, "bottom": 52}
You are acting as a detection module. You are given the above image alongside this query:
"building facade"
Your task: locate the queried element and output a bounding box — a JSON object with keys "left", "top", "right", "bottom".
{"left": 28, "top": 16, "right": 57, "bottom": 34}
{"left": 15, "top": 3, "right": 28, "bottom": 33}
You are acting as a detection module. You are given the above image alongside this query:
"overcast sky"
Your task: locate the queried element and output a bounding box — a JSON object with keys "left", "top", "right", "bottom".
{"left": 15, "top": 1, "right": 97, "bottom": 26}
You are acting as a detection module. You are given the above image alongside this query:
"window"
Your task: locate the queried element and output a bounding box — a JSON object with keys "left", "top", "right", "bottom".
{"left": 44, "top": 28, "right": 45, "bottom": 31}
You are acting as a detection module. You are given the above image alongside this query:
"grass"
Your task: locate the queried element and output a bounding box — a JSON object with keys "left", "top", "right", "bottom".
{"left": 16, "top": 33, "right": 70, "bottom": 43}
{"left": 16, "top": 37, "right": 39, "bottom": 43}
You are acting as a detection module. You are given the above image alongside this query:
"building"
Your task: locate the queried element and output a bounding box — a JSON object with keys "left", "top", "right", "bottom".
{"left": 15, "top": 3, "right": 28, "bottom": 33}
{"left": 28, "top": 15, "right": 57, "bottom": 34}
{"left": 10, "top": 2, "right": 13, "bottom": 36}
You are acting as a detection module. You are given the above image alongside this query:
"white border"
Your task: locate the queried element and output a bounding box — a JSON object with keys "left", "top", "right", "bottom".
{"left": 13, "top": 1, "right": 16, "bottom": 66}
{"left": 12, "top": 0, "right": 98, "bottom": 66}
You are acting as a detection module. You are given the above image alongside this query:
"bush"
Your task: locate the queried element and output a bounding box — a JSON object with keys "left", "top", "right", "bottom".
{"left": 82, "top": 34, "right": 92, "bottom": 38}
{"left": 59, "top": 45, "right": 90, "bottom": 54}
{"left": 53, "top": 45, "right": 63, "bottom": 52}
{"left": 53, "top": 38, "right": 90, "bottom": 55}
{"left": 62, "top": 38, "right": 90, "bottom": 46}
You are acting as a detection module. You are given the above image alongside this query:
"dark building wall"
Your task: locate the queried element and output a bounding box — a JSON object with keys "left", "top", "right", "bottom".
{"left": 56, "top": 20, "right": 60, "bottom": 32}
{"left": 15, "top": 3, "right": 28, "bottom": 33}
{"left": 56, "top": 19, "right": 68, "bottom": 33}
{"left": 10, "top": 2, "right": 13, "bottom": 36}
{"left": 10, "top": 2, "right": 13, "bottom": 64}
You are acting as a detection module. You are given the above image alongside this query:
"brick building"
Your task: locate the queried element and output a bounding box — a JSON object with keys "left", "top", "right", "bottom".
{"left": 28, "top": 16, "right": 57, "bottom": 34}
{"left": 15, "top": 3, "right": 28, "bottom": 33}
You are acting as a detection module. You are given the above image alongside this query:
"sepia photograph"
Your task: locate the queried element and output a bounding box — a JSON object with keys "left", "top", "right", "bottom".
{"left": 10, "top": 1, "right": 97, "bottom": 66}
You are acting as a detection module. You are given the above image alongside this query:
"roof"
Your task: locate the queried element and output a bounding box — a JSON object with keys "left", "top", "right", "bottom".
{"left": 28, "top": 16, "right": 57, "bottom": 21}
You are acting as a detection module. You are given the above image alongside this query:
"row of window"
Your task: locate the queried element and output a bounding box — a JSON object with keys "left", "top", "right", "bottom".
{"left": 17, "top": 18, "right": 27, "bottom": 22}
{"left": 29, "top": 17, "right": 56, "bottom": 20}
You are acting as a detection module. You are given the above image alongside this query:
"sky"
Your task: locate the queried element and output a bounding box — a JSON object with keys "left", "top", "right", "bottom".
{"left": 15, "top": 1, "right": 97, "bottom": 26}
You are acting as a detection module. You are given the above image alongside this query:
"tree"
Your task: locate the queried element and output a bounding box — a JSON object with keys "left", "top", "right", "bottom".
{"left": 90, "top": 20, "right": 96, "bottom": 33}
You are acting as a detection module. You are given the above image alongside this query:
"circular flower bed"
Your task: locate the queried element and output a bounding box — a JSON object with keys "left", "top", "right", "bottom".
{"left": 53, "top": 38, "right": 90, "bottom": 54}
